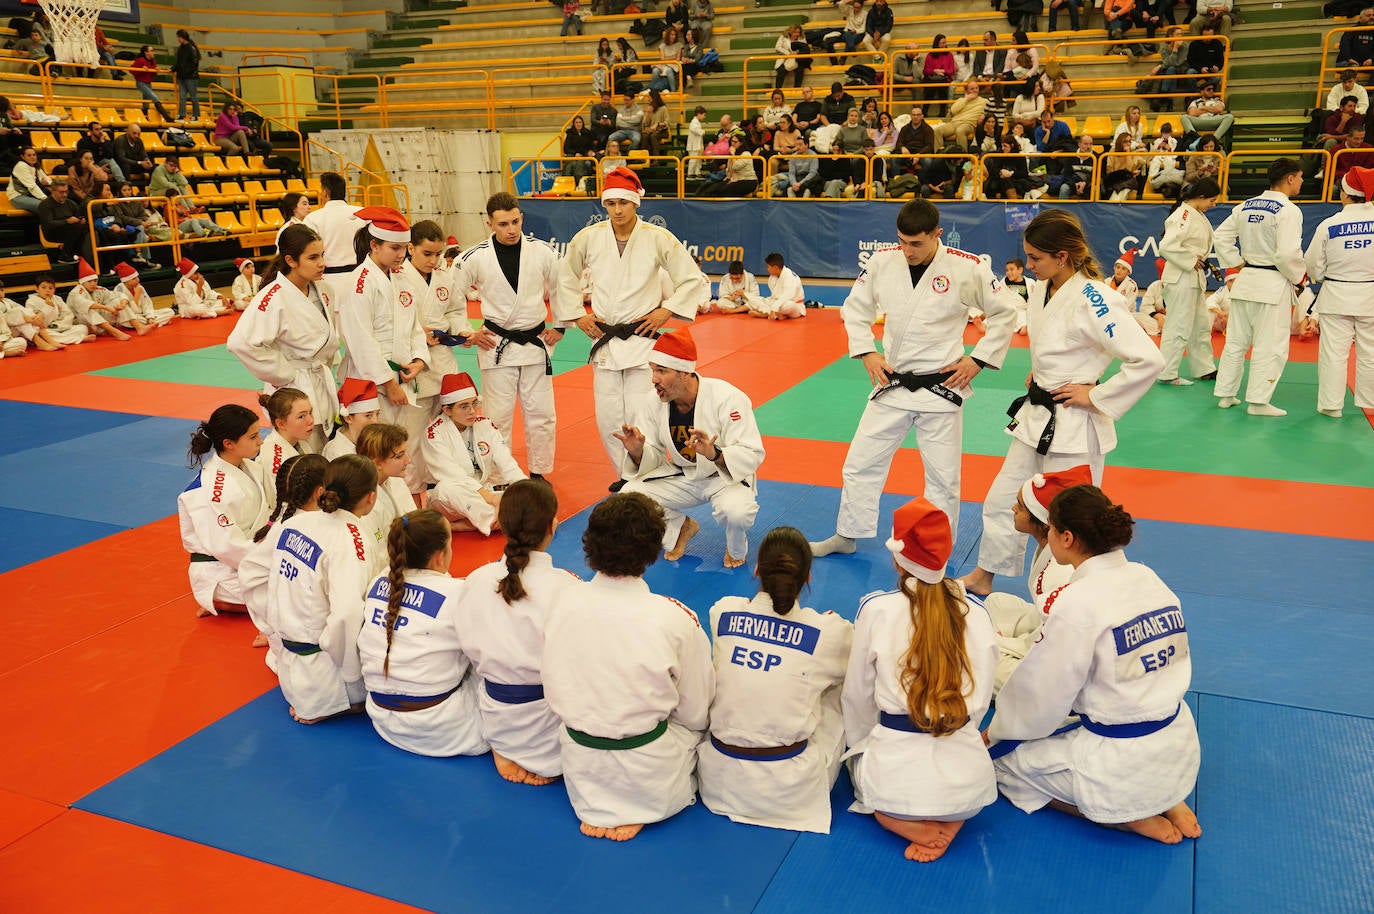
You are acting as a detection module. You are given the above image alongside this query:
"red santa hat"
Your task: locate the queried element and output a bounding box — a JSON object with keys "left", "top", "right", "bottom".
{"left": 1019, "top": 465, "right": 1094, "bottom": 525}
{"left": 1155, "top": 257, "right": 1167, "bottom": 279}
{"left": 1342, "top": 165, "right": 1374, "bottom": 199}
{"left": 353, "top": 205, "right": 411, "bottom": 243}
{"left": 601, "top": 166, "right": 643, "bottom": 206}
{"left": 649, "top": 329, "right": 697, "bottom": 373}
{"left": 1115, "top": 248, "right": 1138, "bottom": 270}
{"left": 338, "top": 377, "right": 380, "bottom": 415}
{"left": 114, "top": 261, "right": 139, "bottom": 284}
{"left": 445, "top": 235, "right": 458, "bottom": 246}
{"left": 885, "top": 498, "right": 952, "bottom": 584}
{"left": 77, "top": 258, "right": 98, "bottom": 283}
{"left": 235, "top": 257, "right": 252, "bottom": 272}
{"left": 439, "top": 371, "right": 479, "bottom": 406}
{"left": 1223, "top": 267, "right": 1240, "bottom": 283}
{"left": 176, "top": 257, "right": 198, "bottom": 278}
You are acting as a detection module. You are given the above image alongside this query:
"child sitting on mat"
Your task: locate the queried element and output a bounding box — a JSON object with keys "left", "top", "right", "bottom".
{"left": 841, "top": 498, "right": 998, "bottom": 863}
{"left": 354, "top": 422, "right": 415, "bottom": 579}
{"left": 173, "top": 257, "right": 232, "bottom": 319}
{"left": 231, "top": 257, "right": 260, "bottom": 311}
{"left": 322, "top": 378, "right": 381, "bottom": 460}
{"left": 26, "top": 274, "right": 94, "bottom": 346}
{"left": 252, "top": 387, "right": 313, "bottom": 514}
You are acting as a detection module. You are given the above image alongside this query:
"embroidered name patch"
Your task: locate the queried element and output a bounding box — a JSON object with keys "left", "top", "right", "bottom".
{"left": 717, "top": 611, "right": 820, "bottom": 654}
{"left": 367, "top": 577, "right": 446, "bottom": 618}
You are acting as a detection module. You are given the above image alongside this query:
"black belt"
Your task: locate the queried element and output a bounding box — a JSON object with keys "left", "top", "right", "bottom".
{"left": 1324, "top": 277, "right": 1374, "bottom": 282}
{"left": 1247, "top": 264, "right": 1281, "bottom": 271}
{"left": 1006, "top": 380, "right": 1059, "bottom": 456}
{"left": 189, "top": 552, "right": 218, "bottom": 563}
{"left": 872, "top": 369, "right": 963, "bottom": 407}
{"left": 586, "top": 317, "right": 659, "bottom": 364}
{"left": 282, "top": 639, "right": 322, "bottom": 656}
{"left": 323, "top": 265, "right": 354, "bottom": 274}
{"left": 483, "top": 319, "right": 552, "bottom": 375}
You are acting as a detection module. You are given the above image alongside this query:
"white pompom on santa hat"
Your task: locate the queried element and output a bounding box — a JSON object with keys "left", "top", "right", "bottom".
{"left": 353, "top": 205, "right": 411, "bottom": 243}
{"left": 338, "top": 377, "right": 381, "bottom": 415}
{"left": 649, "top": 329, "right": 697, "bottom": 373}
{"left": 439, "top": 371, "right": 479, "bottom": 406}
{"left": 1019, "top": 465, "right": 1094, "bottom": 524}
{"left": 601, "top": 166, "right": 643, "bottom": 206}
{"left": 177, "top": 257, "right": 198, "bottom": 278}
{"left": 77, "top": 258, "right": 98, "bottom": 284}
{"left": 885, "top": 497, "right": 952, "bottom": 584}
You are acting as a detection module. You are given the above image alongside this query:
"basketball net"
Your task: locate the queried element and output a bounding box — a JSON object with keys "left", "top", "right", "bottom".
{"left": 39, "top": 0, "right": 104, "bottom": 67}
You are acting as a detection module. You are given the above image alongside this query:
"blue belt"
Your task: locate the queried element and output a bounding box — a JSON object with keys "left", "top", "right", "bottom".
{"left": 1079, "top": 704, "right": 1181, "bottom": 739}
{"left": 879, "top": 710, "right": 969, "bottom": 733}
{"left": 484, "top": 680, "right": 545, "bottom": 704}
{"left": 369, "top": 683, "right": 461, "bottom": 712}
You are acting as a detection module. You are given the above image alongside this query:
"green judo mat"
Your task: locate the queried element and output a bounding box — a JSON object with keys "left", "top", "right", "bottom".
{"left": 753, "top": 349, "right": 1374, "bottom": 488}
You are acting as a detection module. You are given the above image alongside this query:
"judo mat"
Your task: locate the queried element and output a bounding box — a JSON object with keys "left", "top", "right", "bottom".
{"left": 2, "top": 309, "right": 1372, "bottom": 914}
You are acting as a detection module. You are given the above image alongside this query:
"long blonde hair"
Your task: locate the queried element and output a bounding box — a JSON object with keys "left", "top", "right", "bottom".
{"left": 896, "top": 574, "right": 972, "bottom": 737}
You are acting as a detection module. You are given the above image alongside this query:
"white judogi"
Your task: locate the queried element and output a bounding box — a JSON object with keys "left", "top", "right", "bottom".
{"left": 238, "top": 525, "right": 288, "bottom": 674}
{"left": 454, "top": 235, "right": 563, "bottom": 475}
{"left": 621, "top": 376, "right": 765, "bottom": 559}
{"left": 543, "top": 573, "right": 715, "bottom": 828}
{"left": 981, "top": 543, "right": 1072, "bottom": 692}
{"left": 393, "top": 260, "right": 464, "bottom": 490}
{"left": 304, "top": 199, "right": 363, "bottom": 308}
{"left": 1213, "top": 189, "right": 1305, "bottom": 406}
{"left": 996, "top": 275, "right": 1036, "bottom": 331}
{"left": 249, "top": 429, "right": 299, "bottom": 514}
{"left": 227, "top": 277, "right": 339, "bottom": 453}
{"left": 553, "top": 216, "right": 704, "bottom": 470}
{"left": 697, "top": 594, "right": 852, "bottom": 834}
{"left": 1207, "top": 284, "right": 1231, "bottom": 332}
{"left": 360, "top": 475, "right": 414, "bottom": 579}
{"left": 0, "top": 313, "right": 25, "bottom": 357}
{"left": 65, "top": 283, "right": 121, "bottom": 333}
{"left": 976, "top": 274, "right": 1163, "bottom": 578}
{"left": 3, "top": 297, "right": 40, "bottom": 342}
{"left": 321, "top": 432, "right": 357, "bottom": 461}
{"left": 460, "top": 552, "right": 583, "bottom": 778}
{"left": 173, "top": 276, "right": 226, "bottom": 318}
{"left": 842, "top": 584, "right": 999, "bottom": 821}
{"left": 1134, "top": 280, "right": 1165, "bottom": 336}
{"left": 177, "top": 453, "right": 268, "bottom": 615}
{"left": 418, "top": 414, "right": 526, "bottom": 535}
{"left": 1305, "top": 201, "right": 1374, "bottom": 411}
{"left": 261, "top": 509, "right": 372, "bottom": 721}
{"left": 837, "top": 244, "right": 1018, "bottom": 541}
{"left": 693, "top": 267, "right": 712, "bottom": 314}
{"left": 746, "top": 266, "right": 807, "bottom": 318}
{"left": 25, "top": 293, "right": 88, "bottom": 345}
{"left": 713, "top": 270, "right": 759, "bottom": 310}
{"left": 111, "top": 282, "right": 174, "bottom": 327}
{"left": 1158, "top": 203, "right": 1217, "bottom": 379}
{"left": 339, "top": 260, "right": 429, "bottom": 427}
{"left": 231, "top": 272, "right": 260, "bottom": 311}
{"left": 990, "top": 550, "right": 1200, "bottom": 824}
{"left": 357, "top": 569, "right": 488, "bottom": 757}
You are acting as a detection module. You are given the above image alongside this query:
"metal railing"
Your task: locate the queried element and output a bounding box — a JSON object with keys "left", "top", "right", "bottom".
{"left": 1316, "top": 26, "right": 1374, "bottom": 111}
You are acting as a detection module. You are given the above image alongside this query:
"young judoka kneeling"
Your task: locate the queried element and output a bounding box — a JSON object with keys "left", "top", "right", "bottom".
{"left": 543, "top": 492, "right": 715, "bottom": 841}
{"left": 616, "top": 330, "right": 765, "bottom": 568}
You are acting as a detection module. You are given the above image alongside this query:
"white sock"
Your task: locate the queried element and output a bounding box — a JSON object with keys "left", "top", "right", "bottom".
{"left": 809, "top": 533, "right": 856, "bottom": 556}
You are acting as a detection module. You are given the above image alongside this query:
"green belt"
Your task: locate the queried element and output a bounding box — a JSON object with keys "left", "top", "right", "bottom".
{"left": 566, "top": 719, "right": 668, "bottom": 751}
{"left": 387, "top": 359, "right": 419, "bottom": 393}
{"left": 189, "top": 552, "right": 218, "bottom": 563}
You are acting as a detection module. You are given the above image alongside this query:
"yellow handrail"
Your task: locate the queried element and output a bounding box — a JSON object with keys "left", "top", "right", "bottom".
{"left": 1221, "top": 148, "right": 1328, "bottom": 201}
{"left": 1316, "top": 26, "right": 1374, "bottom": 110}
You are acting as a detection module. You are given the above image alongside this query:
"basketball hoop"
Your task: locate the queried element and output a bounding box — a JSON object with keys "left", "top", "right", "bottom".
{"left": 39, "top": 0, "right": 104, "bottom": 68}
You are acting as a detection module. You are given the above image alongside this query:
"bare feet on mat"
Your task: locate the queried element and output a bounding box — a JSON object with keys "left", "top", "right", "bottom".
{"left": 1163, "top": 801, "right": 1202, "bottom": 838}
{"left": 723, "top": 552, "right": 746, "bottom": 568}
{"left": 1121, "top": 814, "right": 1183, "bottom": 844}
{"left": 251, "top": 632, "right": 268, "bottom": 648}
{"left": 875, "top": 812, "right": 962, "bottom": 862}
{"left": 289, "top": 706, "right": 321, "bottom": 725}
{"left": 493, "top": 752, "right": 557, "bottom": 786}
{"left": 581, "top": 822, "right": 644, "bottom": 841}
{"left": 905, "top": 821, "right": 963, "bottom": 862}
{"left": 960, "top": 568, "right": 994, "bottom": 597}
{"left": 665, "top": 517, "right": 699, "bottom": 561}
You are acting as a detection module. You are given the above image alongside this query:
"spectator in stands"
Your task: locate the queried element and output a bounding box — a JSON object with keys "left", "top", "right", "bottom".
{"left": 130, "top": 46, "right": 174, "bottom": 122}
{"left": 592, "top": 38, "right": 615, "bottom": 94}
{"left": 113, "top": 124, "right": 154, "bottom": 182}
{"left": 932, "top": 82, "right": 987, "bottom": 151}
{"left": 761, "top": 89, "right": 793, "bottom": 128}
{"left": 774, "top": 24, "right": 810, "bottom": 89}
{"left": 1002, "top": 28, "right": 1039, "bottom": 84}
{"left": 1321, "top": 96, "right": 1363, "bottom": 149}
{"left": 1055, "top": 133, "right": 1097, "bottom": 198}
{"left": 894, "top": 104, "right": 935, "bottom": 168}
{"left": 601, "top": 139, "right": 629, "bottom": 174}
{"left": 1010, "top": 78, "right": 1046, "bottom": 129}
{"left": 793, "top": 85, "right": 823, "bottom": 134}
{"left": 1033, "top": 106, "right": 1073, "bottom": 152}
{"left": 1049, "top": 0, "right": 1081, "bottom": 31}
{"left": 13, "top": 27, "right": 49, "bottom": 75}
{"left": 1102, "top": 132, "right": 1145, "bottom": 199}
{"left": 561, "top": 0, "right": 584, "bottom": 36}
{"left": 681, "top": 29, "right": 708, "bottom": 87}
{"left": 772, "top": 114, "right": 805, "bottom": 154}
{"left": 656, "top": 26, "right": 683, "bottom": 92}
{"left": 686, "top": 105, "right": 706, "bottom": 176}
{"left": 893, "top": 43, "right": 920, "bottom": 97}
{"left": 1007, "top": 0, "right": 1043, "bottom": 33}
{"left": 1331, "top": 122, "right": 1374, "bottom": 191}
{"left": 972, "top": 112, "right": 1001, "bottom": 153}
{"left": 66, "top": 150, "right": 108, "bottom": 205}
{"left": 916, "top": 153, "right": 966, "bottom": 198}
{"left": 6, "top": 146, "right": 49, "bottom": 214}
{"left": 111, "top": 181, "right": 166, "bottom": 258}
{"left": 695, "top": 134, "right": 759, "bottom": 196}
{"left": 643, "top": 91, "right": 673, "bottom": 157}
{"left": 563, "top": 114, "right": 599, "bottom": 184}
{"left": 954, "top": 38, "right": 975, "bottom": 85}
{"left": 1007, "top": 119, "right": 1035, "bottom": 152}
{"left": 745, "top": 113, "right": 774, "bottom": 159}
{"left": 922, "top": 35, "right": 958, "bottom": 115}
{"left": 973, "top": 31, "right": 1010, "bottom": 98}
{"left": 1115, "top": 105, "right": 1148, "bottom": 149}
{"left": 91, "top": 183, "right": 144, "bottom": 268}
{"left": 93, "top": 25, "right": 120, "bottom": 79}
{"left": 1182, "top": 82, "right": 1234, "bottom": 144}
{"left": 76, "top": 122, "right": 124, "bottom": 185}
{"left": 612, "top": 37, "right": 639, "bottom": 96}
{"left": 862, "top": 0, "right": 894, "bottom": 56}
{"left": 609, "top": 91, "right": 646, "bottom": 149}
{"left": 815, "top": 83, "right": 851, "bottom": 128}
{"left": 819, "top": 137, "right": 858, "bottom": 196}
{"left": 715, "top": 114, "right": 740, "bottom": 144}
{"left": 1337, "top": 9, "right": 1374, "bottom": 69}
{"left": 858, "top": 96, "right": 881, "bottom": 130}
{"left": 172, "top": 29, "right": 202, "bottom": 123}
{"left": 1184, "top": 134, "right": 1223, "bottom": 183}
{"left": 1145, "top": 27, "right": 1189, "bottom": 111}
{"left": 871, "top": 110, "right": 899, "bottom": 152}
{"left": 214, "top": 102, "right": 253, "bottom": 158}
{"left": 37, "top": 179, "right": 90, "bottom": 262}
{"left": 1189, "top": 0, "right": 1233, "bottom": 36}
{"left": 1327, "top": 69, "right": 1369, "bottom": 114}
{"left": 1147, "top": 127, "right": 1184, "bottom": 196}
{"left": 590, "top": 90, "right": 618, "bottom": 147}
{"left": 276, "top": 190, "right": 311, "bottom": 245}
{"left": 837, "top": 106, "right": 869, "bottom": 153}
{"left": 1104, "top": 0, "right": 1145, "bottom": 57}
{"left": 689, "top": 0, "right": 716, "bottom": 51}
{"left": 774, "top": 134, "right": 822, "bottom": 196}
{"left": 0, "top": 96, "right": 28, "bottom": 173}
{"left": 664, "top": 0, "right": 689, "bottom": 35}
{"left": 828, "top": 0, "right": 867, "bottom": 62}
{"left": 148, "top": 154, "right": 190, "bottom": 201}
{"left": 1186, "top": 23, "right": 1225, "bottom": 88}
{"left": 984, "top": 134, "right": 1032, "bottom": 198}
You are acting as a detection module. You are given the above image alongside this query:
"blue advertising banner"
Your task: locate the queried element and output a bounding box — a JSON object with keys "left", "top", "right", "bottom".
{"left": 518, "top": 200, "right": 1340, "bottom": 284}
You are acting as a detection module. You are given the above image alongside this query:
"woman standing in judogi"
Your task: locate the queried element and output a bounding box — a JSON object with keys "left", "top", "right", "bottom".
{"left": 1157, "top": 178, "right": 1222, "bottom": 386}
{"left": 697, "top": 526, "right": 852, "bottom": 834}
{"left": 988, "top": 485, "right": 1202, "bottom": 845}
{"left": 177, "top": 404, "right": 268, "bottom": 617}
{"left": 227, "top": 224, "right": 339, "bottom": 454}
{"left": 962, "top": 209, "right": 1163, "bottom": 597}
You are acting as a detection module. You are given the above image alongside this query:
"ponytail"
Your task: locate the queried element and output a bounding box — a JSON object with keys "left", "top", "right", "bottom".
{"left": 496, "top": 479, "right": 558, "bottom": 604}
{"left": 382, "top": 509, "right": 449, "bottom": 677}
{"left": 253, "top": 454, "right": 326, "bottom": 542}
{"left": 754, "top": 526, "right": 810, "bottom": 615}
{"left": 353, "top": 224, "right": 374, "bottom": 267}
{"left": 188, "top": 403, "right": 258, "bottom": 467}
{"left": 319, "top": 454, "right": 377, "bottom": 514}
{"left": 261, "top": 223, "right": 320, "bottom": 287}
{"left": 897, "top": 574, "right": 971, "bottom": 737}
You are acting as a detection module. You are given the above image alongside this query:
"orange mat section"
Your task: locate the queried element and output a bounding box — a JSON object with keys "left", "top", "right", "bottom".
{"left": 761, "top": 435, "right": 1374, "bottom": 542}
{"left": 0, "top": 374, "right": 261, "bottom": 421}
{"left": 0, "top": 320, "right": 234, "bottom": 391}
{"left": 0, "top": 789, "right": 63, "bottom": 852}
{"left": 0, "top": 810, "right": 425, "bottom": 914}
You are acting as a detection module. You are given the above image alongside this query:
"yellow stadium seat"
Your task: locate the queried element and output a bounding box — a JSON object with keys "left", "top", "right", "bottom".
{"left": 202, "top": 155, "right": 230, "bottom": 176}
{"left": 197, "top": 182, "right": 230, "bottom": 205}
{"left": 222, "top": 181, "right": 250, "bottom": 204}
{"left": 225, "top": 155, "right": 250, "bottom": 175}
{"left": 124, "top": 107, "right": 148, "bottom": 126}
{"left": 241, "top": 179, "right": 267, "bottom": 199}
{"left": 30, "top": 130, "right": 58, "bottom": 152}
{"left": 67, "top": 106, "right": 95, "bottom": 125}
{"left": 97, "top": 107, "right": 122, "bottom": 128}
{"left": 146, "top": 132, "right": 171, "bottom": 153}
{"left": 246, "top": 155, "right": 269, "bottom": 174}
{"left": 57, "top": 130, "right": 82, "bottom": 150}
{"left": 264, "top": 179, "right": 287, "bottom": 196}
{"left": 257, "top": 206, "right": 285, "bottom": 228}
{"left": 1059, "top": 116, "right": 1078, "bottom": 135}
{"left": 306, "top": 178, "right": 321, "bottom": 196}
{"left": 179, "top": 157, "right": 207, "bottom": 178}
{"left": 286, "top": 178, "right": 308, "bottom": 193}
{"left": 1082, "top": 116, "right": 1113, "bottom": 139}
{"left": 192, "top": 131, "right": 217, "bottom": 153}
{"left": 1154, "top": 114, "right": 1183, "bottom": 136}
{"left": 215, "top": 210, "right": 247, "bottom": 233}
{"left": 550, "top": 175, "right": 577, "bottom": 195}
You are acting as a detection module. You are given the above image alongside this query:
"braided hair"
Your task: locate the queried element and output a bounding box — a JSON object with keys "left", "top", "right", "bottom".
{"left": 495, "top": 479, "right": 558, "bottom": 605}
{"left": 252, "top": 454, "right": 327, "bottom": 543}
{"left": 382, "top": 509, "right": 449, "bottom": 677}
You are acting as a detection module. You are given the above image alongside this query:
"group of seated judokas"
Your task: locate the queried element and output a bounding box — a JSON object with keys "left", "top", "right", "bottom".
{"left": 701, "top": 254, "right": 808, "bottom": 319}
{"left": 178, "top": 384, "right": 1203, "bottom": 858}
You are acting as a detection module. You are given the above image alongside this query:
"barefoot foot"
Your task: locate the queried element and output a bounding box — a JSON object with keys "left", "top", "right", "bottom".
{"left": 723, "top": 551, "right": 746, "bottom": 569}
{"left": 960, "top": 568, "right": 994, "bottom": 597}
{"left": 1121, "top": 814, "right": 1183, "bottom": 844}
{"left": 1162, "top": 801, "right": 1201, "bottom": 838}
{"left": 493, "top": 752, "right": 558, "bottom": 786}
{"left": 289, "top": 706, "right": 322, "bottom": 725}
{"left": 251, "top": 632, "right": 269, "bottom": 648}
{"left": 580, "top": 821, "right": 644, "bottom": 841}
{"left": 665, "top": 516, "right": 700, "bottom": 561}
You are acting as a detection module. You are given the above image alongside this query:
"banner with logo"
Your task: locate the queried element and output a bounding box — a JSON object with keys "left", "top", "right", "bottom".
{"left": 517, "top": 200, "right": 1339, "bottom": 283}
